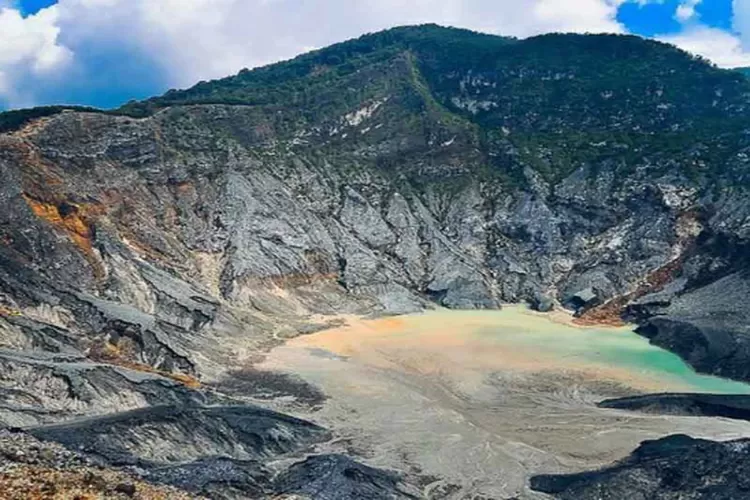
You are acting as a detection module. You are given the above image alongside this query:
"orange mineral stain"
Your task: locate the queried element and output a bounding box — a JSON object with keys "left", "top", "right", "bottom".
{"left": 22, "top": 193, "right": 107, "bottom": 278}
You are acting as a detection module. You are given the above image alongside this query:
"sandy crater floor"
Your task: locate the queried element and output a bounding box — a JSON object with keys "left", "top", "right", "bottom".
{"left": 260, "top": 307, "right": 750, "bottom": 499}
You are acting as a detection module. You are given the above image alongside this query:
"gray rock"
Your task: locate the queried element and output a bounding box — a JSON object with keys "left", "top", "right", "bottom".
{"left": 530, "top": 293, "right": 555, "bottom": 313}
{"left": 599, "top": 393, "right": 750, "bottom": 421}
{"left": 531, "top": 435, "right": 750, "bottom": 500}
{"left": 145, "top": 457, "right": 270, "bottom": 498}
{"left": 29, "top": 404, "right": 330, "bottom": 467}
{"left": 565, "top": 287, "right": 600, "bottom": 312}
{"left": 274, "top": 454, "right": 420, "bottom": 500}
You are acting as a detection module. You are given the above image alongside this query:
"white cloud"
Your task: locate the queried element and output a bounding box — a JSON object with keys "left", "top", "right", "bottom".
{"left": 0, "top": 6, "right": 71, "bottom": 106}
{"left": 659, "top": 26, "right": 750, "bottom": 67}
{"left": 734, "top": 0, "right": 750, "bottom": 48}
{"left": 675, "top": 0, "right": 701, "bottom": 23}
{"left": 57, "top": 0, "right": 630, "bottom": 86}
{"left": 530, "top": 0, "right": 625, "bottom": 34}
{"left": 662, "top": 0, "right": 750, "bottom": 69}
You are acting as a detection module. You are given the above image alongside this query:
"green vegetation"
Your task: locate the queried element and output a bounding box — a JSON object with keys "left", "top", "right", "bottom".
{"left": 117, "top": 24, "right": 515, "bottom": 116}
{"left": 112, "top": 25, "right": 749, "bottom": 133}
{"left": 2, "top": 24, "right": 750, "bottom": 187}
{"left": 0, "top": 106, "right": 104, "bottom": 134}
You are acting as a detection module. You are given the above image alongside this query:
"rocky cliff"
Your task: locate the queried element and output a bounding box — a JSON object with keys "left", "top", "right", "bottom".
{"left": 1, "top": 24, "right": 750, "bottom": 498}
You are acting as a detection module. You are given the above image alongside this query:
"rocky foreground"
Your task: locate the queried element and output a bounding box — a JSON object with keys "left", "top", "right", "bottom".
{"left": 0, "top": 404, "right": 420, "bottom": 499}
{"left": 1, "top": 24, "right": 750, "bottom": 498}
{"left": 0, "top": 429, "right": 197, "bottom": 499}
{"left": 526, "top": 393, "right": 750, "bottom": 499}
{"left": 531, "top": 434, "right": 750, "bottom": 500}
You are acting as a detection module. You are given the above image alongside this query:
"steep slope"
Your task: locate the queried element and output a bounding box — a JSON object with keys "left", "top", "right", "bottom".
{"left": 2, "top": 24, "right": 750, "bottom": 497}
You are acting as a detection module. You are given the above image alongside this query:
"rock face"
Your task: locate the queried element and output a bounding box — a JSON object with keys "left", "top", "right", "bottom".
{"left": 599, "top": 393, "right": 750, "bottom": 421}
{"left": 626, "top": 271, "right": 750, "bottom": 388}
{"left": 530, "top": 435, "right": 750, "bottom": 500}
{"left": 1, "top": 24, "right": 750, "bottom": 497}
{"left": 145, "top": 456, "right": 270, "bottom": 499}
{"left": 274, "top": 454, "right": 422, "bottom": 500}
{"left": 24, "top": 404, "right": 334, "bottom": 498}
{"left": 29, "top": 404, "right": 329, "bottom": 467}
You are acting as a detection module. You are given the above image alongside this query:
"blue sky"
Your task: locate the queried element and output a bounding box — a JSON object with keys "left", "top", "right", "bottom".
{"left": 0, "top": 0, "right": 749, "bottom": 110}
{"left": 618, "top": 0, "right": 733, "bottom": 35}
{"left": 17, "top": 0, "right": 55, "bottom": 15}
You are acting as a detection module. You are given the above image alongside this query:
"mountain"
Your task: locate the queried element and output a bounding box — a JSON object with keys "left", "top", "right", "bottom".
{"left": 1, "top": 24, "right": 750, "bottom": 498}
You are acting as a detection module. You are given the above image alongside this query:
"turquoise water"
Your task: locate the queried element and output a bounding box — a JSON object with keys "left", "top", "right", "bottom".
{"left": 293, "top": 307, "right": 750, "bottom": 395}
{"left": 579, "top": 334, "right": 750, "bottom": 394}
{"left": 472, "top": 308, "right": 750, "bottom": 394}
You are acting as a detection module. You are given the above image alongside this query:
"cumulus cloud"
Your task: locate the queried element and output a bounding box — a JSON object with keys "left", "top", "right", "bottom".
{"left": 0, "top": 6, "right": 71, "bottom": 107}
{"left": 675, "top": 0, "right": 701, "bottom": 23}
{"left": 54, "top": 0, "right": 628, "bottom": 88}
{"left": 654, "top": 0, "right": 750, "bottom": 69}
{"left": 734, "top": 0, "right": 750, "bottom": 48}
{"left": 658, "top": 0, "right": 750, "bottom": 69}
{"left": 659, "top": 25, "right": 750, "bottom": 67}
